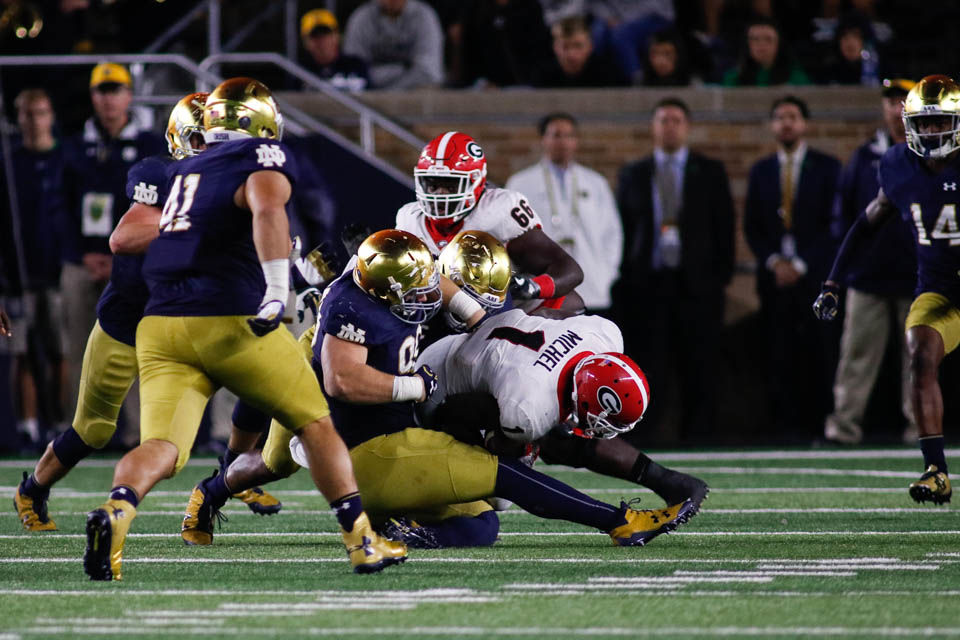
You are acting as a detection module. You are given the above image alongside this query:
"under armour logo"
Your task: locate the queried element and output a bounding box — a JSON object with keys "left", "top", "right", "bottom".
{"left": 361, "top": 535, "right": 375, "bottom": 557}
{"left": 336, "top": 323, "right": 366, "bottom": 344}
{"left": 132, "top": 182, "right": 158, "bottom": 205}
{"left": 256, "top": 143, "right": 286, "bottom": 168}
{"left": 945, "top": 182, "right": 957, "bottom": 191}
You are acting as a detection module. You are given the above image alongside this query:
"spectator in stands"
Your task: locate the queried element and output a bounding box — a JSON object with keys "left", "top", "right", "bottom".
{"left": 613, "top": 97, "right": 735, "bottom": 443}
{"left": 454, "top": 0, "right": 552, "bottom": 88}
{"left": 639, "top": 28, "right": 695, "bottom": 86}
{"left": 342, "top": 0, "right": 444, "bottom": 89}
{"left": 59, "top": 63, "right": 164, "bottom": 426}
{"left": 0, "top": 89, "right": 67, "bottom": 448}
{"left": 818, "top": 13, "right": 881, "bottom": 86}
{"left": 744, "top": 96, "right": 841, "bottom": 436}
{"left": 722, "top": 17, "right": 811, "bottom": 87}
{"left": 506, "top": 112, "right": 621, "bottom": 314}
{"left": 299, "top": 8, "right": 369, "bottom": 92}
{"left": 589, "top": 0, "right": 675, "bottom": 84}
{"left": 534, "top": 15, "right": 629, "bottom": 88}
{"left": 823, "top": 78, "right": 918, "bottom": 445}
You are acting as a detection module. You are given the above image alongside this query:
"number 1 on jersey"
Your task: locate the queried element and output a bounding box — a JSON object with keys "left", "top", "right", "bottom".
{"left": 160, "top": 173, "right": 200, "bottom": 232}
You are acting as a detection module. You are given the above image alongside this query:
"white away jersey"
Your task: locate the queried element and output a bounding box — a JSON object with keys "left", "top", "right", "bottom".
{"left": 395, "top": 187, "right": 542, "bottom": 254}
{"left": 417, "top": 309, "right": 622, "bottom": 441}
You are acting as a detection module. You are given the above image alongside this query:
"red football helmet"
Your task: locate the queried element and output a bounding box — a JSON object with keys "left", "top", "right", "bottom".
{"left": 570, "top": 353, "right": 650, "bottom": 439}
{"left": 414, "top": 131, "right": 488, "bottom": 221}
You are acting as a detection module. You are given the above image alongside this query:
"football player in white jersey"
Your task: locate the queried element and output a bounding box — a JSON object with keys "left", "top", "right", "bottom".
{"left": 395, "top": 130, "right": 585, "bottom": 316}
{"left": 417, "top": 230, "right": 709, "bottom": 510}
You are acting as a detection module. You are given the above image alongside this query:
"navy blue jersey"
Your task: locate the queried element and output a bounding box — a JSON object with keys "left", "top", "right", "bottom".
{"left": 96, "top": 154, "right": 174, "bottom": 346}
{"left": 312, "top": 268, "right": 421, "bottom": 448}
{"left": 880, "top": 144, "right": 960, "bottom": 305}
{"left": 834, "top": 133, "right": 916, "bottom": 296}
{"left": 142, "top": 138, "right": 298, "bottom": 317}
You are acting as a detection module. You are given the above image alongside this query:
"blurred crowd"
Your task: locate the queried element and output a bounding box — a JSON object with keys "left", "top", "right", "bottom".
{"left": 0, "top": 0, "right": 952, "bottom": 453}
{"left": 1, "top": 0, "right": 959, "bottom": 108}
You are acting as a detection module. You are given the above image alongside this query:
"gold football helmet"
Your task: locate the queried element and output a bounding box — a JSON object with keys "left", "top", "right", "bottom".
{"left": 903, "top": 74, "right": 960, "bottom": 158}
{"left": 203, "top": 77, "right": 283, "bottom": 143}
{"left": 166, "top": 92, "right": 207, "bottom": 160}
{"left": 354, "top": 229, "right": 441, "bottom": 324}
{"left": 438, "top": 229, "right": 511, "bottom": 311}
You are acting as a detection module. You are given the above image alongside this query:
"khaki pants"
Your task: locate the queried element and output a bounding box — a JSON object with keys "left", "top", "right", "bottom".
{"left": 59, "top": 263, "right": 105, "bottom": 420}
{"left": 825, "top": 288, "right": 915, "bottom": 443}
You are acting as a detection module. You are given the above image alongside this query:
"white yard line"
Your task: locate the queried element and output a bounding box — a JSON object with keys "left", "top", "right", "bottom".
{"left": 13, "top": 625, "right": 960, "bottom": 637}
{"left": 3, "top": 506, "right": 953, "bottom": 517}
{"left": 1, "top": 529, "right": 959, "bottom": 542}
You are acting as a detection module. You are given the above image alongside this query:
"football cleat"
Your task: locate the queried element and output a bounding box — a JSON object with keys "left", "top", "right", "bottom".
{"left": 909, "top": 465, "right": 952, "bottom": 505}
{"left": 13, "top": 472, "right": 57, "bottom": 531}
{"left": 342, "top": 512, "right": 408, "bottom": 574}
{"left": 83, "top": 499, "right": 137, "bottom": 581}
{"left": 608, "top": 498, "right": 699, "bottom": 547}
{"left": 233, "top": 487, "right": 282, "bottom": 516}
{"left": 181, "top": 471, "right": 228, "bottom": 546}
{"left": 379, "top": 517, "right": 441, "bottom": 549}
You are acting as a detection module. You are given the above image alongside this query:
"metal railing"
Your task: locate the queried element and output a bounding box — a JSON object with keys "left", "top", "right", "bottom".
{"left": 197, "top": 52, "right": 425, "bottom": 155}
{"left": 0, "top": 53, "right": 414, "bottom": 187}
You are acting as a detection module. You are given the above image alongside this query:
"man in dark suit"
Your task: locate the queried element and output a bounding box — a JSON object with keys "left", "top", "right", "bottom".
{"left": 744, "top": 95, "right": 842, "bottom": 436}
{"left": 614, "top": 97, "right": 735, "bottom": 443}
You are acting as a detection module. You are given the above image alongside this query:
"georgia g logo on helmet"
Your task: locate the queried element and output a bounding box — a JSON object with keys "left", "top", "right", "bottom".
{"left": 465, "top": 141, "right": 484, "bottom": 159}
{"left": 597, "top": 386, "right": 622, "bottom": 416}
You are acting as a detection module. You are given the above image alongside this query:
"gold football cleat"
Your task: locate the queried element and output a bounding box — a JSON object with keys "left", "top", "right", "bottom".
{"left": 609, "top": 498, "right": 699, "bottom": 547}
{"left": 909, "top": 465, "right": 952, "bottom": 505}
{"left": 233, "top": 486, "right": 282, "bottom": 516}
{"left": 13, "top": 473, "right": 57, "bottom": 531}
{"left": 83, "top": 499, "right": 137, "bottom": 581}
{"left": 341, "top": 512, "right": 408, "bottom": 574}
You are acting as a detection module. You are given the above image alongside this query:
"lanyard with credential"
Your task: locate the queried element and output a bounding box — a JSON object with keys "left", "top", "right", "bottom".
{"left": 541, "top": 161, "right": 580, "bottom": 227}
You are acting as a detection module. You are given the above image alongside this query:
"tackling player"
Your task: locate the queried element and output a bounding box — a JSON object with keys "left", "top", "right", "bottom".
{"left": 417, "top": 230, "right": 708, "bottom": 517}
{"left": 396, "top": 130, "right": 585, "bottom": 315}
{"left": 81, "top": 78, "right": 405, "bottom": 581}
{"left": 814, "top": 74, "right": 959, "bottom": 504}
{"left": 187, "top": 229, "right": 697, "bottom": 550}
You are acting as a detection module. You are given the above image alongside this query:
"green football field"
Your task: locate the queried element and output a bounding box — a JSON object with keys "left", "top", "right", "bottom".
{"left": 1, "top": 448, "right": 958, "bottom": 639}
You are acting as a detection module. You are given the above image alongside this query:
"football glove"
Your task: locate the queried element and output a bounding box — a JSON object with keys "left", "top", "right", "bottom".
{"left": 292, "top": 241, "right": 340, "bottom": 289}
{"left": 248, "top": 299, "right": 285, "bottom": 336}
{"left": 295, "top": 287, "right": 321, "bottom": 323}
{"left": 413, "top": 365, "right": 438, "bottom": 401}
{"left": 510, "top": 273, "right": 541, "bottom": 300}
{"left": 812, "top": 281, "right": 841, "bottom": 321}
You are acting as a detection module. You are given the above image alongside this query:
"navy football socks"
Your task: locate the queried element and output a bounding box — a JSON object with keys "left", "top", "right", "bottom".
{"left": 20, "top": 473, "right": 48, "bottom": 500}
{"left": 51, "top": 427, "right": 96, "bottom": 468}
{"left": 417, "top": 511, "right": 499, "bottom": 548}
{"left": 330, "top": 492, "right": 364, "bottom": 532}
{"left": 494, "top": 457, "right": 622, "bottom": 531}
{"left": 204, "top": 472, "right": 234, "bottom": 508}
{"left": 920, "top": 435, "right": 948, "bottom": 474}
{"left": 109, "top": 485, "right": 140, "bottom": 508}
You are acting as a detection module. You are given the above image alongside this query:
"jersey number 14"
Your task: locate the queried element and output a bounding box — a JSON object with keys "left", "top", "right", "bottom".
{"left": 160, "top": 173, "right": 201, "bottom": 233}
{"left": 912, "top": 203, "right": 960, "bottom": 245}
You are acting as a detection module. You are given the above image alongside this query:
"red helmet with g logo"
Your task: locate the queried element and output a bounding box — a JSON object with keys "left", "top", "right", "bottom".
{"left": 414, "top": 131, "right": 488, "bottom": 221}
{"left": 571, "top": 352, "right": 650, "bottom": 439}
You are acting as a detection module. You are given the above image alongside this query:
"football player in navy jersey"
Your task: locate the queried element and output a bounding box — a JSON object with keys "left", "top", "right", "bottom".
{"left": 13, "top": 93, "right": 203, "bottom": 532}
{"left": 194, "top": 229, "right": 697, "bottom": 551}
{"left": 814, "top": 75, "right": 960, "bottom": 505}
{"left": 82, "top": 78, "right": 405, "bottom": 581}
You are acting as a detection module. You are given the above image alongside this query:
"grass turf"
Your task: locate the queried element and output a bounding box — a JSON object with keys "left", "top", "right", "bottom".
{"left": 1, "top": 448, "right": 958, "bottom": 639}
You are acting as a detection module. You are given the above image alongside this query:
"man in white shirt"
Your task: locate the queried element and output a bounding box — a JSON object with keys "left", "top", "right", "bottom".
{"left": 506, "top": 113, "right": 622, "bottom": 314}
